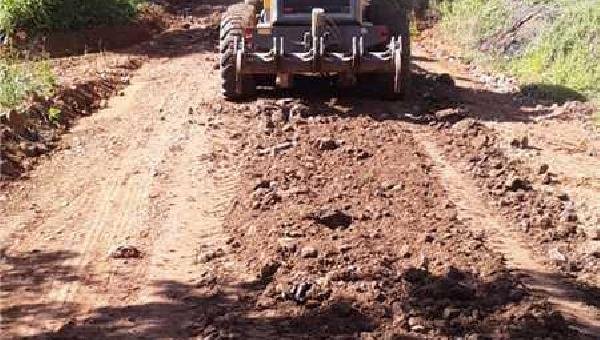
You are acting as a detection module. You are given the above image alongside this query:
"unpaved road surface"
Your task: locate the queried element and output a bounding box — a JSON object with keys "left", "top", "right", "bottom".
{"left": 2, "top": 2, "right": 599, "bottom": 339}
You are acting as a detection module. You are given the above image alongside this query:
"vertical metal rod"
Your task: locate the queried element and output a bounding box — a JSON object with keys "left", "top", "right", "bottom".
{"left": 359, "top": 36, "right": 364, "bottom": 57}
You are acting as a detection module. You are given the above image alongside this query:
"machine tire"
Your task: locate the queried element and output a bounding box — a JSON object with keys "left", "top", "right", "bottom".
{"left": 367, "top": 0, "right": 412, "bottom": 98}
{"left": 220, "top": 4, "right": 256, "bottom": 100}
{"left": 244, "top": 0, "right": 263, "bottom": 11}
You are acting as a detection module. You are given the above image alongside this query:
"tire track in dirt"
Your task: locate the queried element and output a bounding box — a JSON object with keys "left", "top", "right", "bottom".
{"left": 0, "top": 51, "right": 230, "bottom": 337}
{"left": 136, "top": 106, "right": 244, "bottom": 312}
{"left": 414, "top": 129, "right": 600, "bottom": 336}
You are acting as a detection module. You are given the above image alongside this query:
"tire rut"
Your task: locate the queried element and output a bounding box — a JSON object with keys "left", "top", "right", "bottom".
{"left": 1, "top": 53, "right": 231, "bottom": 337}
{"left": 414, "top": 129, "right": 600, "bottom": 336}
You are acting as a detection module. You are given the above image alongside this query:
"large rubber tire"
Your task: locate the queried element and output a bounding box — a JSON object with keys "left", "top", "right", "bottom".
{"left": 366, "top": 0, "right": 412, "bottom": 99}
{"left": 244, "top": 0, "right": 263, "bottom": 11}
{"left": 220, "top": 4, "right": 256, "bottom": 100}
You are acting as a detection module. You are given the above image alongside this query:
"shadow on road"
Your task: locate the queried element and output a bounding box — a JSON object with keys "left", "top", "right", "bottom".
{"left": 0, "top": 249, "right": 84, "bottom": 332}
{"left": 251, "top": 65, "right": 588, "bottom": 125}
{"left": 3, "top": 262, "right": 588, "bottom": 339}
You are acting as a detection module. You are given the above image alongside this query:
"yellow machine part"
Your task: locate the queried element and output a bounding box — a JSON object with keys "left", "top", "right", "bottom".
{"left": 264, "top": 0, "right": 271, "bottom": 9}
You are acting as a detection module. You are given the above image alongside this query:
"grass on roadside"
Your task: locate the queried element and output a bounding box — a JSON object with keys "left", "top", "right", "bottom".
{"left": 437, "top": 0, "right": 600, "bottom": 102}
{"left": 0, "top": 0, "right": 146, "bottom": 36}
{"left": 508, "top": 1, "right": 600, "bottom": 100}
{"left": 0, "top": 52, "right": 55, "bottom": 115}
{"left": 436, "top": 0, "right": 511, "bottom": 61}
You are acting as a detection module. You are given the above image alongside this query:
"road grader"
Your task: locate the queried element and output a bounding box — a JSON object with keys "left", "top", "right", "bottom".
{"left": 219, "top": 0, "right": 411, "bottom": 99}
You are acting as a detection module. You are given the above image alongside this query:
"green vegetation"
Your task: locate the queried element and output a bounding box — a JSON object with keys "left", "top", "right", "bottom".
{"left": 510, "top": 1, "right": 600, "bottom": 100}
{"left": 437, "top": 0, "right": 511, "bottom": 58}
{"left": 0, "top": 0, "right": 149, "bottom": 116}
{"left": 437, "top": 0, "right": 600, "bottom": 102}
{"left": 0, "top": 54, "right": 55, "bottom": 115}
{"left": 47, "top": 107, "right": 61, "bottom": 123}
{"left": 0, "top": 0, "right": 145, "bottom": 36}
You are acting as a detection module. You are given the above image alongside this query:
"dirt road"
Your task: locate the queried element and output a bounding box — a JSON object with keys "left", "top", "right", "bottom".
{"left": 1, "top": 2, "right": 599, "bottom": 339}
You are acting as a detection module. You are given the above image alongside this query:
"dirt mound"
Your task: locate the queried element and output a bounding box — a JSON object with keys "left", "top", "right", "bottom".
{"left": 0, "top": 60, "right": 140, "bottom": 180}
{"left": 433, "top": 118, "right": 599, "bottom": 284}
{"left": 217, "top": 98, "right": 578, "bottom": 338}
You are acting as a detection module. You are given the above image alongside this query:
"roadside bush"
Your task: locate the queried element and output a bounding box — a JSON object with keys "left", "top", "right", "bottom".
{"left": 0, "top": 53, "right": 55, "bottom": 113}
{"left": 437, "top": 0, "right": 600, "bottom": 101}
{"left": 437, "top": 0, "right": 511, "bottom": 56}
{"left": 509, "top": 1, "right": 600, "bottom": 99}
{"left": 0, "top": 0, "right": 145, "bottom": 36}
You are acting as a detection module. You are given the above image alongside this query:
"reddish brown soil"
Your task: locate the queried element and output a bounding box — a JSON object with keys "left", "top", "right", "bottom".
{"left": 219, "top": 98, "right": 578, "bottom": 338}
{"left": 1, "top": 1, "right": 599, "bottom": 339}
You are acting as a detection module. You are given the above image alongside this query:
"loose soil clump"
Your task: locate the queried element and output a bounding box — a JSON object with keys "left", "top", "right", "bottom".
{"left": 434, "top": 118, "right": 599, "bottom": 285}
{"left": 220, "top": 98, "right": 580, "bottom": 338}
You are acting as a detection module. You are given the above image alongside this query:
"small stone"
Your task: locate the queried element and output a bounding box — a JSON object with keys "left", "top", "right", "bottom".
{"left": 560, "top": 210, "right": 578, "bottom": 223}
{"left": 356, "top": 151, "right": 372, "bottom": 160}
{"left": 400, "top": 245, "right": 412, "bottom": 258}
{"left": 199, "top": 248, "right": 226, "bottom": 263}
{"left": 510, "top": 135, "right": 529, "bottom": 149}
{"left": 317, "top": 137, "right": 339, "bottom": 151}
{"left": 422, "top": 234, "right": 435, "bottom": 243}
{"left": 271, "top": 110, "right": 287, "bottom": 123}
{"left": 338, "top": 244, "right": 352, "bottom": 253}
{"left": 443, "top": 307, "right": 461, "bottom": 319}
{"left": 109, "top": 245, "right": 141, "bottom": 259}
{"left": 504, "top": 175, "right": 530, "bottom": 191}
{"left": 437, "top": 73, "right": 455, "bottom": 86}
{"left": 435, "top": 107, "right": 467, "bottom": 123}
{"left": 408, "top": 316, "right": 426, "bottom": 332}
{"left": 273, "top": 142, "right": 294, "bottom": 153}
{"left": 411, "top": 325, "right": 425, "bottom": 332}
{"left": 301, "top": 246, "right": 318, "bottom": 258}
{"left": 556, "top": 223, "right": 577, "bottom": 238}
{"left": 259, "top": 260, "right": 280, "bottom": 281}
{"left": 275, "top": 98, "right": 294, "bottom": 106}
{"left": 408, "top": 316, "right": 421, "bottom": 327}
{"left": 264, "top": 118, "right": 275, "bottom": 130}
{"left": 6, "top": 110, "right": 25, "bottom": 131}
{"left": 289, "top": 103, "right": 309, "bottom": 119}
{"left": 308, "top": 209, "right": 352, "bottom": 229}
{"left": 585, "top": 244, "right": 600, "bottom": 258}
{"left": 292, "top": 281, "right": 312, "bottom": 303}
{"left": 254, "top": 179, "right": 271, "bottom": 190}
{"left": 538, "top": 164, "right": 550, "bottom": 174}
{"left": 548, "top": 247, "right": 567, "bottom": 263}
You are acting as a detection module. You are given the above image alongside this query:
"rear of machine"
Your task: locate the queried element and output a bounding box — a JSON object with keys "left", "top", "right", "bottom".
{"left": 219, "top": 0, "right": 411, "bottom": 99}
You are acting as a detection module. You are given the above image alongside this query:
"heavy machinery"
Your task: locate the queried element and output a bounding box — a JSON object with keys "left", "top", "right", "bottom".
{"left": 219, "top": 0, "right": 411, "bottom": 99}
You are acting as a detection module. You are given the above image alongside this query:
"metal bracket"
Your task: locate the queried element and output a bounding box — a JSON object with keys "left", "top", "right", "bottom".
{"left": 312, "top": 8, "right": 324, "bottom": 72}
{"left": 394, "top": 36, "right": 403, "bottom": 94}
{"left": 235, "top": 36, "right": 247, "bottom": 95}
{"left": 352, "top": 36, "right": 365, "bottom": 72}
